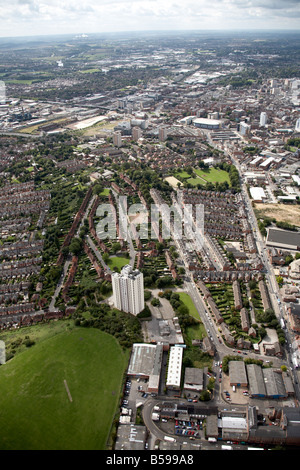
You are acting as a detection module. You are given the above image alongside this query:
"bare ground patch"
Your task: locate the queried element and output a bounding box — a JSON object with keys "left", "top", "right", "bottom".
{"left": 254, "top": 203, "right": 300, "bottom": 227}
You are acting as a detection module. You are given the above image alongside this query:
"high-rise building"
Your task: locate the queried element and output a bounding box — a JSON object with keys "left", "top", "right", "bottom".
{"left": 112, "top": 265, "right": 144, "bottom": 315}
{"left": 239, "top": 121, "right": 251, "bottom": 136}
{"left": 295, "top": 118, "right": 300, "bottom": 132}
{"left": 260, "top": 112, "right": 267, "bottom": 127}
{"left": 0, "top": 81, "right": 6, "bottom": 105}
{"left": 132, "top": 126, "right": 142, "bottom": 141}
{"left": 159, "top": 126, "right": 168, "bottom": 141}
{"left": 113, "top": 131, "right": 122, "bottom": 147}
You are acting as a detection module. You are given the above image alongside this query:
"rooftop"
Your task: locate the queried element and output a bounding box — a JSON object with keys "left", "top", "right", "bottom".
{"left": 266, "top": 228, "right": 300, "bottom": 250}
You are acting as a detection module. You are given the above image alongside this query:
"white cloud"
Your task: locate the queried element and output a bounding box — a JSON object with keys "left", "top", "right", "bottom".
{"left": 0, "top": 0, "right": 298, "bottom": 37}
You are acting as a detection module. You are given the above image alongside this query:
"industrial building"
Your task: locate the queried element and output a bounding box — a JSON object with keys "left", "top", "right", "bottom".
{"left": 114, "top": 424, "right": 147, "bottom": 450}
{"left": 183, "top": 367, "right": 204, "bottom": 392}
{"left": 246, "top": 364, "right": 266, "bottom": 398}
{"left": 246, "top": 364, "right": 290, "bottom": 399}
{"left": 127, "top": 343, "right": 163, "bottom": 394}
{"left": 229, "top": 361, "right": 248, "bottom": 387}
{"left": 218, "top": 410, "right": 248, "bottom": 442}
{"left": 249, "top": 186, "right": 267, "bottom": 202}
{"left": 266, "top": 228, "right": 300, "bottom": 251}
{"left": 166, "top": 345, "right": 183, "bottom": 390}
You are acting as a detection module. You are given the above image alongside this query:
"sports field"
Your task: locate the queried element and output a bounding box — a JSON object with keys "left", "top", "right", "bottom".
{"left": 194, "top": 168, "right": 230, "bottom": 184}
{"left": 0, "top": 325, "right": 129, "bottom": 450}
{"left": 175, "top": 167, "right": 230, "bottom": 187}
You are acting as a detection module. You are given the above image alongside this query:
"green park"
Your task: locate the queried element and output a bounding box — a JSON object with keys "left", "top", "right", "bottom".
{"left": 0, "top": 322, "right": 129, "bottom": 450}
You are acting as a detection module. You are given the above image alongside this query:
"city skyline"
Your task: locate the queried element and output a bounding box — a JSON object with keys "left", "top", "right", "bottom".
{"left": 0, "top": 0, "right": 299, "bottom": 38}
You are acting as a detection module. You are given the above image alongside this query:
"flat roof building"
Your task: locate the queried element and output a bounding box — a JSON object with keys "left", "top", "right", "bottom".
{"left": 183, "top": 367, "right": 204, "bottom": 392}
{"left": 166, "top": 345, "right": 183, "bottom": 390}
{"left": 249, "top": 186, "right": 267, "bottom": 202}
{"left": 115, "top": 424, "right": 147, "bottom": 450}
{"left": 127, "top": 343, "right": 163, "bottom": 394}
{"left": 229, "top": 361, "right": 248, "bottom": 387}
{"left": 266, "top": 228, "right": 300, "bottom": 251}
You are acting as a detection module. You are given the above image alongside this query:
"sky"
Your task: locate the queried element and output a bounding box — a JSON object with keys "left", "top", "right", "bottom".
{"left": 0, "top": 0, "right": 299, "bottom": 38}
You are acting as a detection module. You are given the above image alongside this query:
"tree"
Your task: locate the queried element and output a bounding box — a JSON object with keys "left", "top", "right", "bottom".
{"left": 102, "top": 252, "right": 110, "bottom": 263}
{"left": 92, "top": 183, "right": 104, "bottom": 195}
{"left": 46, "top": 265, "right": 63, "bottom": 284}
{"left": 151, "top": 297, "right": 160, "bottom": 307}
{"left": 285, "top": 254, "right": 294, "bottom": 266}
{"left": 263, "top": 308, "right": 276, "bottom": 323}
{"left": 112, "top": 242, "right": 121, "bottom": 254}
{"left": 69, "top": 237, "right": 83, "bottom": 256}
{"left": 200, "top": 390, "right": 211, "bottom": 401}
{"left": 144, "top": 290, "right": 152, "bottom": 301}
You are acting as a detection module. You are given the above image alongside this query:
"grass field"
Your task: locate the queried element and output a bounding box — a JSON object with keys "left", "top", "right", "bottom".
{"left": 0, "top": 323, "right": 129, "bottom": 450}
{"left": 175, "top": 170, "right": 192, "bottom": 179}
{"left": 108, "top": 256, "right": 130, "bottom": 271}
{"left": 178, "top": 292, "right": 207, "bottom": 344}
{"left": 194, "top": 168, "right": 230, "bottom": 184}
{"left": 100, "top": 188, "right": 110, "bottom": 196}
{"left": 175, "top": 167, "right": 230, "bottom": 187}
{"left": 178, "top": 292, "right": 200, "bottom": 320}
{"left": 186, "top": 177, "right": 205, "bottom": 186}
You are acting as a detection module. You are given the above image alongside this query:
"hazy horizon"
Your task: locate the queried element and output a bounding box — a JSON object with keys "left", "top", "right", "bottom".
{"left": 0, "top": 0, "right": 299, "bottom": 39}
{"left": 0, "top": 28, "right": 300, "bottom": 42}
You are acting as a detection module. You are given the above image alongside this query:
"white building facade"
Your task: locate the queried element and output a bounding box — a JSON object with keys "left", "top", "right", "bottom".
{"left": 112, "top": 265, "right": 144, "bottom": 315}
{"left": 259, "top": 112, "right": 267, "bottom": 127}
{"left": 166, "top": 345, "right": 183, "bottom": 390}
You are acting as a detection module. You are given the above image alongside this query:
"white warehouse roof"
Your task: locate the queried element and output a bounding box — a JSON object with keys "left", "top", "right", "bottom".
{"left": 166, "top": 345, "right": 183, "bottom": 388}
{"left": 292, "top": 175, "right": 300, "bottom": 186}
{"left": 250, "top": 187, "right": 266, "bottom": 201}
{"left": 221, "top": 417, "right": 247, "bottom": 431}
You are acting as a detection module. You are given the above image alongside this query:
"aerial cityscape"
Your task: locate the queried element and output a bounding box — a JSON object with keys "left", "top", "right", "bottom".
{"left": 0, "top": 0, "right": 300, "bottom": 455}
